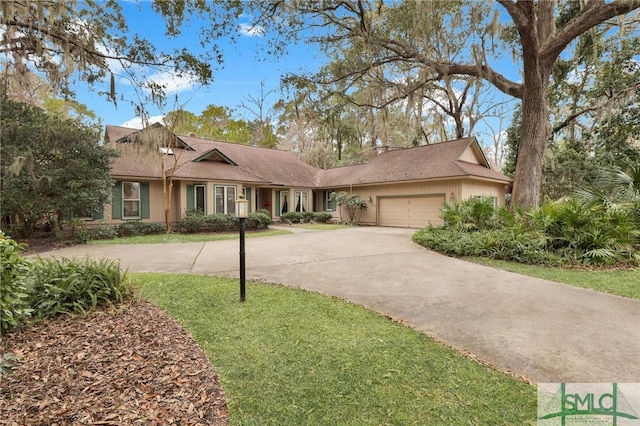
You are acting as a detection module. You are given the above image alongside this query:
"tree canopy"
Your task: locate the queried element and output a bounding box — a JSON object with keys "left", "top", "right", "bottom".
{"left": 0, "top": 1, "right": 234, "bottom": 113}
{"left": 0, "top": 97, "right": 118, "bottom": 237}
{"left": 164, "top": 105, "right": 278, "bottom": 148}
{"left": 236, "top": 0, "right": 640, "bottom": 209}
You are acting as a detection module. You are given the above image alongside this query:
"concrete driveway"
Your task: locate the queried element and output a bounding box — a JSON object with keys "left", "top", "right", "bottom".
{"left": 37, "top": 226, "right": 640, "bottom": 384}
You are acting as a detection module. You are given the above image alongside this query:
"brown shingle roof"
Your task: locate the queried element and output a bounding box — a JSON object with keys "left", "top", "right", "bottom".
{"left": 105, "top": 126, "right": 511, "bottom": 188}
{"left": 316, "top": 138, "right": 511, "bottom": 187}
{"left": 105, "top": 125, "right": 318, "bottom": 186}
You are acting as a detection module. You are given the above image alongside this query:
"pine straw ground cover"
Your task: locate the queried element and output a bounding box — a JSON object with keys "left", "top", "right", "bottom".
{"left": 0, "top": 299, "right": 228, "bottom": 425}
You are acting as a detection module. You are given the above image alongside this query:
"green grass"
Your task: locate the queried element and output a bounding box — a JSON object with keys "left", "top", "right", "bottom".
{"left": 296, "top": 223, "right": 351, "bottom": 230}
{"left": 467, "top": 257, "right": 640, "bottom": 299}
{"left": 89, "top": 229, "right": 290, "bottom": 245}
{"left": 135, "top": 273, "right": 536, "bottom": 425}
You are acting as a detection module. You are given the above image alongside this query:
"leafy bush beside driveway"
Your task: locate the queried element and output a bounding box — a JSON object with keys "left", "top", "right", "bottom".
{"left": 413, "top": 197, "right": 639, "bottom": 266}
{"left": 0, "top": 231, "right": 33, "bottom": 332}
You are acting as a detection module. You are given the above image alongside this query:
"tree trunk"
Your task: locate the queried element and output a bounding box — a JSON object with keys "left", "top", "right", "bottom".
{"left": 163, "top": 176, "right": 174, "bottom": 234}
{"left": 511, "top": 74, "right": 550, "bottom": 210}
{"left": 510, "top": 6, "right": 554, "bottom": 211}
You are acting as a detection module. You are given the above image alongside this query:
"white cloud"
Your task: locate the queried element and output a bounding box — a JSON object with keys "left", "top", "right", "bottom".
{"left": 145, "top": 71, "right": 199, "bottom": 95}
{"left": 237, "top": 23, "right": 266, "bottom": 37}
{"left": 120, "top": 115, "right": 165, "bottom": 129}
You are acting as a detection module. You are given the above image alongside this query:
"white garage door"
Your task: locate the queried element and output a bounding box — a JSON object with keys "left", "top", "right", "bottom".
{"left": 378, "top": 195, "right": 445, "bottom": 228}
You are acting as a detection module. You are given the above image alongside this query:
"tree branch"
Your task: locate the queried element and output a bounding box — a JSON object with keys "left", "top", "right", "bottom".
{"left": 2, "top": 19, "right": 170, "bottom": 68}
{"left": 541, "top": 0, "right": 640, "bottom": 68}
{"left": 381, "top": 38, "right": 524, "bottom": 98}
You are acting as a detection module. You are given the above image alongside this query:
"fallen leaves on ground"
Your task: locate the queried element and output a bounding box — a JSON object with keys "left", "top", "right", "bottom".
{"left": 0, "top": 299, "right": 228, "bottom": 425}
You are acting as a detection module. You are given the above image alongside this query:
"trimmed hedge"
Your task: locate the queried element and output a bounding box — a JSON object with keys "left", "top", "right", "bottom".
{"left": 117, "top": 221, "right": 166, "bottom": 237}
{"left": 180, "top": 211, "right": 272, "bottom": 233}
{"left": 280, "top": 211, "right": 334, "bottom": 224}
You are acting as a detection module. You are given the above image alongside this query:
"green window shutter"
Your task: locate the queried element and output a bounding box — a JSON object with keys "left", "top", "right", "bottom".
{"left": 322, "top": 191, "right": 327, "bottom": 211}
{"left": 112, "top": 181, "right": 122, "bottom": 219}
{"left": 141, "top": 182, "right": 150, "bottom": 219}
{"left": 275, "top": 191, "right": 281, "bottom": 216}
{"left": 245, "top": 187, "right": 252, "bottom": 211}
{"left": 186, "top": 185, "right": 194, "bottom": 211}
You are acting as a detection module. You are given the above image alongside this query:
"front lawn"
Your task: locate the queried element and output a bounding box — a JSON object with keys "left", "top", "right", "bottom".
{"left": 135, "top": 273, "right": 536, "bottom": 425}
{"left": 89, "top": 229, "right": 290, "bottom": 245}
{"left": 468, "top": 257, "right": 640, "bottom": 299}
{"left": 285, "top": 223, "right": 351, "bottom": 230}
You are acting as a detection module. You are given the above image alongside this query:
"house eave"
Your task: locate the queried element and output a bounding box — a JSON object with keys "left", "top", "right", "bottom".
{"left": 316, "top": 174, "right": 511, "bottom": 190}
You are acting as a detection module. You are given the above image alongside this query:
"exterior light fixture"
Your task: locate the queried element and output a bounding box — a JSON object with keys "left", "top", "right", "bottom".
{"left": 236, "top": 193, "right": 248, "bottom": 302}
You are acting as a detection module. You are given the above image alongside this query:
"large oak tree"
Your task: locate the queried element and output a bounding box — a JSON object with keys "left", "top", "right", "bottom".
{"left": 242, "top": 0, "right": 640, "bottom": 209}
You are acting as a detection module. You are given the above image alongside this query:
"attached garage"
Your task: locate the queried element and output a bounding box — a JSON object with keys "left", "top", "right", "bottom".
{"left": 378, "top": 195, "right": 445, "bottom": 228}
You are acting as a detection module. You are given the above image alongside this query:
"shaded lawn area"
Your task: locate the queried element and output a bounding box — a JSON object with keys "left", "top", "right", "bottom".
{"left": 467, "top": 257, "right": 640, "bottom": 300}
{"left": 135, "top": 273, "right": 536, "bottom": 426}
{"left": 89, "top": 229, "right": 290, "bottom": 245}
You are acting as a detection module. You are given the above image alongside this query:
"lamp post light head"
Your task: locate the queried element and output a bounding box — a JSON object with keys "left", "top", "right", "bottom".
{"left": 236, "top": 193, "right": 248, "bottom": 219}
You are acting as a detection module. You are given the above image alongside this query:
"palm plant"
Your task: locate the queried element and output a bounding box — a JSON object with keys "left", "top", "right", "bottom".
{"left": 441, "top": 197, "right": 496, "bottom": 231}
{"left": 575, "top": 165, "right": 640, "bottom": 207}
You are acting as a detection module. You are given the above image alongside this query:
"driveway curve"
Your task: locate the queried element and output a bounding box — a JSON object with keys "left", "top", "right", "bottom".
{"left": 37, "top": 226, "right": 640, "bottom": 384}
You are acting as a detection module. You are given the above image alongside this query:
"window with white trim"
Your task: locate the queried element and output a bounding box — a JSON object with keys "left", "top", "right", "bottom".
{"left": 215, "top": 185, "right": 236, "bottom": 215}
{"left": 123, "top": 182, "right": 141, "bottom": 219}
{"left": 294, "top": 190, "right": 309, "bottom": 213}
{"left": 474, "top": 195, "right": 498, "bottom": 208}
{"left": 325, "top": 190, "right": 336, "bottom": 211}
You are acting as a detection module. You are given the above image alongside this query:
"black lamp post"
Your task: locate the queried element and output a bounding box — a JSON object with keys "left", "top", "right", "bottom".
{"left": 236, "top": 193, "right": 248, "bottom": 302}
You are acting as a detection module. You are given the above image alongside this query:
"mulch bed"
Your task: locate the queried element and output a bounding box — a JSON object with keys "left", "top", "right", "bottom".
{"left": 0, "top": 299, "right": 229, "bottom": 425}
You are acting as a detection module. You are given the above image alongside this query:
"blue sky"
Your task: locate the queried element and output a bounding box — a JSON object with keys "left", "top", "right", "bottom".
{"left": 67, "top": 1, "right": 523, "bottom": 160}
{"left": 73, "top": 2, "right": 326, "bottom": 128}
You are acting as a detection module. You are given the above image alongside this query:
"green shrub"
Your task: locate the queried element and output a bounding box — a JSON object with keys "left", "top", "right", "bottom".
{"left": 180, "top": 211, "right": 206, "bottom": 233}
{"left": 116, "top": 221, "right": 140, "bottom": 237}
{"left": 137, "top": 222, "right": 166, "bottom": 235}
{"left": 92, "top": 221, "right": 118, "bottom": 240}
{"left": 0, "top": 232, "right": 33, "bottom": 332}
{"left": 412, "top": 227, "right": 561, "bottom": 265}
{"left": 281, "top": 211, "right": 303, "bottom": 223}
{"left": 117, "top": 221, "right": 165, "bottom": 237}
{"left": 415, "top": 197, "right": 639, "bottom": 266}
{"left": 246, "top": 212, "right": 272, "bottom": 230}
{"left": 68, "top": 219, "right": 92, "bottom": 243}
{"left": 204, "top": 213, "right": 237, "bottom": 232}
{"left": 441, "top": 197, "right": 496, "bottom": 231}
{"left": 313, "top": 212, "right": 334, "bottom": 223}
{"left": 332, "top": 191, "right": 368, "bottom": 223}
{"left": 27, "top": 258, "right": 131, "bottom": 320}
{"left": 301, "top": 211, "right": 315, "bottom": 223}
{"left": 255, "top": 209, "right": 271, "bottom": 216}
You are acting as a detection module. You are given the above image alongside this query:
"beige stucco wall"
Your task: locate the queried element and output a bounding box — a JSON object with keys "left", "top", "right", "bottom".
{"left": 323, "top": 180, "right": 460, "bottom": 225}
{"left": 100, "top": 179, "right": 167, "bottom": 225}
{"left": 458, "top": 147, "right": 481, "bottom": 164}
{"left": 460, "top": 180, "right": 508, "bottom": 205}
{"left": 94, "top": 176, "right": 506, "bottom": 228}
{"left": 322, "top": 178, "right": 507, "bottom": 225}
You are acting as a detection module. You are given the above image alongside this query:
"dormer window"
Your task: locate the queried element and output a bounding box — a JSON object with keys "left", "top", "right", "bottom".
{"left": 160, "top": 147, "right": 174, "bottom": 155}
